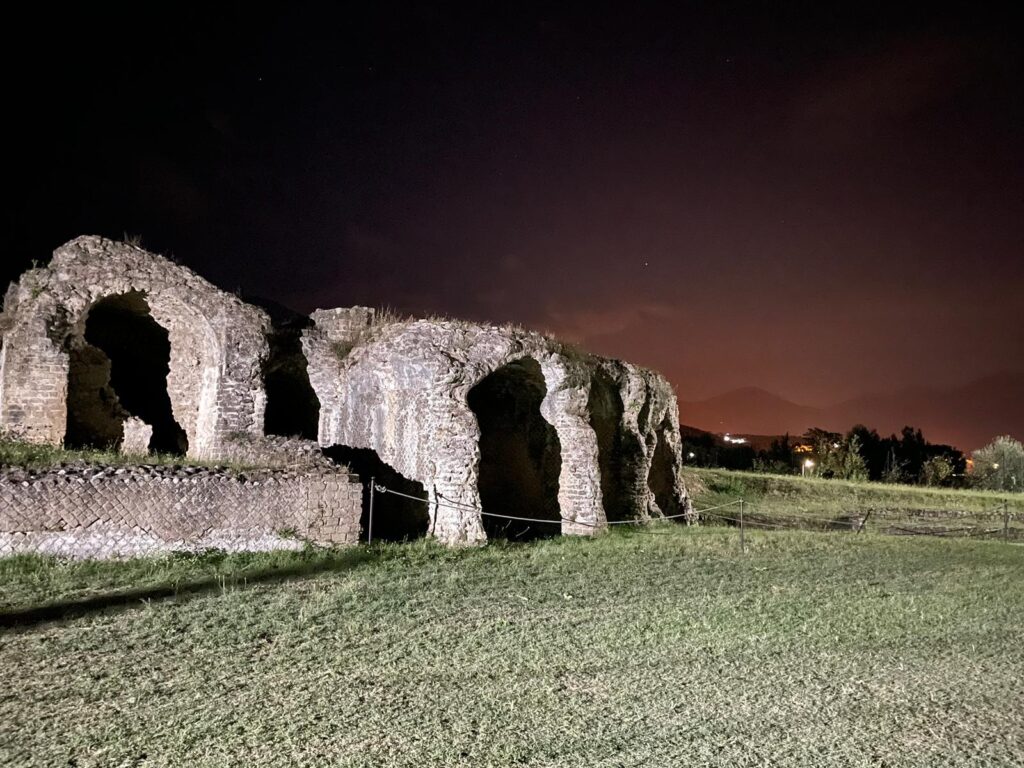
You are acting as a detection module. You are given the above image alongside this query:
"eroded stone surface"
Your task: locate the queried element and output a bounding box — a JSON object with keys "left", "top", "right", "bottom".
{"left": 1, "top": 238, "right": 691, "bottom": 551}
{"left": 303, "top": 311, "right": 691, "bottom": 545}
{"left": 0, "top": 236, "right": 270, "bottom": 459}
{"left": 120, "top": 417, "right": 153, "bottom": 456}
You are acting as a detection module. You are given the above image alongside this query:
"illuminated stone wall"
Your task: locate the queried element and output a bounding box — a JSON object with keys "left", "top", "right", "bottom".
{"left": 0, "top": 236, "right": 270, "bottom": 460}
{"left": 0, "top": 464, "right": 362, "bottom": 559}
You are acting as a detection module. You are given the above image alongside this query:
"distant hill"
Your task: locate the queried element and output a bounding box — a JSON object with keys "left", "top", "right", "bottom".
{"left": 679, "top": 371, "right": 1024, "bottom": 451}
{"left": 679, "top": 387, "right": 824, "bottom": 438}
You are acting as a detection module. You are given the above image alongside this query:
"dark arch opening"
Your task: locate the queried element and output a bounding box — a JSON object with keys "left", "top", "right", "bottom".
{"left": 588, "top": 371, "right": 632, "bottom": 521}
{"left": 648, "top": 421, "right": 680, "bottom": 518}
{"left": 65, "top": 292, "right": 188, "bottom": 454}
{"left": 262, "top": 314, "right": 320, "bottom": 440}
{"left": 468, "top": 357, "right": 561, "bottom": 541}
{"left": 323, "top": 446, "right": 429, "bottom": 542}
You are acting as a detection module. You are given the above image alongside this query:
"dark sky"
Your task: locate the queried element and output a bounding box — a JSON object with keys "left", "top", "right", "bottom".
{"left": 5, "top": 3, "right": 1022, "bottom": 408}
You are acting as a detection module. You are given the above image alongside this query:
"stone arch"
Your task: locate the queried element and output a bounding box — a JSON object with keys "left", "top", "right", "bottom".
{"left": 150, "top": 298, "right": 222, "bottom": 458}
{"left": 65, "top": 290, "right": 189, "bottom": 454}
{"left": 0, "top": 237, "right": 270, "bottom": 460}
{"left": 468, "top": 356, "right": 562, "bottom": 540}
{"left": 60, "top": 289, "right": 221, "bottom": 456}
{"left": 262, "top": 312, "right": 320, "bottom": 440}
{"left": 300, "top": 314, "right": 686, "bottom": 546}
{"left": 647, "top": 419, "right": 681, "bottom": 517}
{"left": 323, "top": 445, "right": 429, "bottom": 541}
{"left": 589, "top": 369, "right": 631, "bottom": 521}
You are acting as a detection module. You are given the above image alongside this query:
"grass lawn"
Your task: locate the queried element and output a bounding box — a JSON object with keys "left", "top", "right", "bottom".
{"left": 688, "top": 468, "right": 1023, "bottom": 537}
{"left": 1, "top": 526, "right": 1022, "bottom": 766}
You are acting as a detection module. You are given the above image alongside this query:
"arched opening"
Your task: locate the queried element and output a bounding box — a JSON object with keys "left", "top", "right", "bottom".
{"left": 588, "top": 371, "right": 631, "bottom": 521}
{"left": 263, "top": 315, "right": 320, "bottom": 439}
{"left": 323, "top": 446, "right": 429, "bottom": 542}
{"left": 65, "top": 291, "right": 188, "bottom": 454}
{"left": 648, "top": 421, "right": 680, "bottom": 518}
{"left": 468, "top": 357, "right": 561, "bottom": 541}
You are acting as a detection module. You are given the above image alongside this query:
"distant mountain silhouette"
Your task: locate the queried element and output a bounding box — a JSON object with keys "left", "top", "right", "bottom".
{"left": 679, "top": 371, "right": 1023, "bottom": 451}
{"left": 678, "top": 387, "right": 823, "bottom": 437}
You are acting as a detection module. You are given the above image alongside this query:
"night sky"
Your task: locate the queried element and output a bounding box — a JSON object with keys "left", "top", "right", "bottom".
{"left": 5, "top": 4, "right": 1022, "bottom": 437}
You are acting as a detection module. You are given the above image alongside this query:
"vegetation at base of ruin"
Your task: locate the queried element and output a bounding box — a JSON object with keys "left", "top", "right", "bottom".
{"left": 1, "top": 529, "right": 1022, "bottom": 767}
{"left": 0, "top": 434, "right": 256, "bottom": 472}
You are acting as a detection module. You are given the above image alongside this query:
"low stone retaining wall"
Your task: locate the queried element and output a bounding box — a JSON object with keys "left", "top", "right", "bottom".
{"left": 0, "top": 464, "right": 362, "bottom": 559}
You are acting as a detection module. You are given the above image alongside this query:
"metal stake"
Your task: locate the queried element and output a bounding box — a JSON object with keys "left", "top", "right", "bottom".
{"left": 858, "top": 510, "right": 872, "bottom": 534}
{"left": 739, "top": 498, "right": 745, "bottom": 553}
{"left": 368, "top": 476, "right": 375, "bottom": 544}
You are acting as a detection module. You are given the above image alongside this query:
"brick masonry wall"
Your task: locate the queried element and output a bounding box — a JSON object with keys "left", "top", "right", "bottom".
{"left": 0, "top": 465, "right": 362, "bottom": 559}
{"left": 302, "top": 314, "right": 693, "bottom": 545}
{"left": 0, "top": 236, "right": 270, "bottom": 460}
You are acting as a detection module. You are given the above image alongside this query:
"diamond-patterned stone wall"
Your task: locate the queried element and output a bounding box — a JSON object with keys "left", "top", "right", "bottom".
{"left": 0, "top": 465, "right": 362, "bottom": 559}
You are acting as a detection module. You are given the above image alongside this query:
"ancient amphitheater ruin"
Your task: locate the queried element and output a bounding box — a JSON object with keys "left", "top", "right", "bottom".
{"left": 0, "top": 236, "right": 690, "bottom": 556}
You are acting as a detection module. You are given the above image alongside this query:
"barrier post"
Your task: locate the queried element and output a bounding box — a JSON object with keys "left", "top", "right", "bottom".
{"left": 368, "top": 476, "right": 375, "bottom": 544}
{"left": 1004, "top": 501, "right": 1010, "bottom": 543}
{"left": 858, "top": 510, "right": 871, "bottom": 534}
{"left": 739, "top": 498, "right": 745, "bottom": 553}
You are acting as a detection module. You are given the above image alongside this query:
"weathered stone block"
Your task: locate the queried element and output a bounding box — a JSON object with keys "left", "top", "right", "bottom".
{"left": 120, "top": 417, "right": 153, "bottom": 456}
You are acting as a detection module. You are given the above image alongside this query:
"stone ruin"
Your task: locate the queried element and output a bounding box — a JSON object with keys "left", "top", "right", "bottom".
{"left": 0, "top": 236, "right": 269, "bottom": 460}
{"left": 0, "top": 236, "right": 690, "bottom": 553}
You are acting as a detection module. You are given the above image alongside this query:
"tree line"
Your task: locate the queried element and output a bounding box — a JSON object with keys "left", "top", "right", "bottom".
{"left": 682, "top": 426, "right": 1023, "bottom": 492}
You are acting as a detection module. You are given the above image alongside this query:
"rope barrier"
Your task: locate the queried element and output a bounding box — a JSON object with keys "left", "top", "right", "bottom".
{"left": 371, "top": 482, "right": 726, "bottom": 528}
{"left": 370, "top": 481, "right": 1019, "bottom": 540}
{"left": 701, "top": 510, "right": 793, "bottom": 530}
{"left": 886, "top": 524, "right": 1005, "bottom": 537}
{"left": 729, "top": 505, "right": 841, "bottom": 524}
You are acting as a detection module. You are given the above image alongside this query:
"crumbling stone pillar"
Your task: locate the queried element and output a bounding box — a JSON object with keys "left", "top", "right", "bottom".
{"left": 120, "top": 417, "right": 153, "bottom": 455}
{"left": 539, "top": 357, "right": 606, "bottom": 535}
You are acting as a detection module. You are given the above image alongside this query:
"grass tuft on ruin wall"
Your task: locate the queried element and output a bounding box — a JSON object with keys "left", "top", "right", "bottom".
{"left": 0, "top": 434, "right": 254, "bottom": 472}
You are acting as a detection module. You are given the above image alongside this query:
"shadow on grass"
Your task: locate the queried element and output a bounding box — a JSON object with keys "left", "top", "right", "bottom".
{"left": 0, "top": 547, "right": 383, "bottom": 631}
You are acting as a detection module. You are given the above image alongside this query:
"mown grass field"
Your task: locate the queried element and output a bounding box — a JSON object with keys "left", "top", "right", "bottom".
{"left": 688, "top": 467, "right": 1018, "bottom": 515}
{"left": 2, "top": 525, "right": 1022, "bottom": 767}
{"left": 688, "top": 468, "right": 1023, "bottom": 538}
